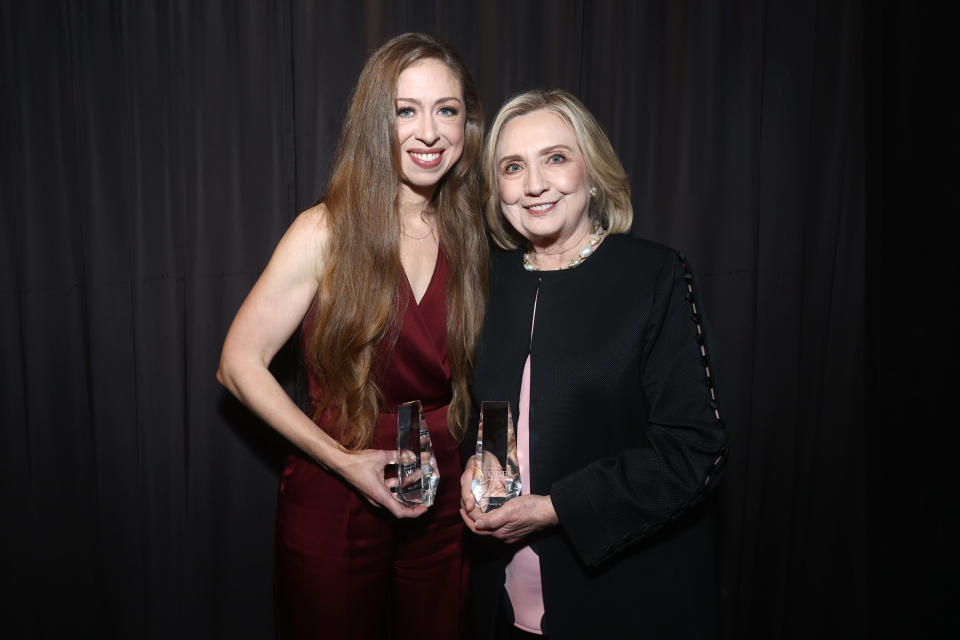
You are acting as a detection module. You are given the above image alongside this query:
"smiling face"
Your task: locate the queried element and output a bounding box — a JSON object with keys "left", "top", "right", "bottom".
{"left": 495, "top": 109, "right": 592, "bottom": 252}
{"left": 395, "top": 58, "right": 465, "bottom": 201}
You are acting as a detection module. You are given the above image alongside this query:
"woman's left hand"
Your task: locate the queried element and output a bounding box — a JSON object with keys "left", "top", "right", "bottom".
{"left": 461, "top": 493, "right": 559, "bottom": 544}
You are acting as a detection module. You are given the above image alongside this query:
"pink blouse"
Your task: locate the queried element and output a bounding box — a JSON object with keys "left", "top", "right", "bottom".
{"left": 504, "top": 293, "right": 545, "bottom": 634}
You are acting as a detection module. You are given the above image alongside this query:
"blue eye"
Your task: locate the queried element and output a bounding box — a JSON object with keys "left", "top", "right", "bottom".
{"left": 503, "top": 162, "right": 521, "bottom": 173}
{"left": 548, "top": 153, "right": 566, "bottom": 163}
{"left": 439, "top": 105, "right": 459, "bottom": 116}
{"left": 396, "top": 106, "right": 414, "bottom": 118}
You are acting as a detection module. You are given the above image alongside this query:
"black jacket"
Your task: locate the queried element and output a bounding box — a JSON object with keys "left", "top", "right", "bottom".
{"left": 462, "top": 234, "right": 727, "bottom": 639}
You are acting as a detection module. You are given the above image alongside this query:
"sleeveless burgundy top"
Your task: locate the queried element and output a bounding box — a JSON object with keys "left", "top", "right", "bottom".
{"left": 306, "top": 248, "right": 452, "bottom": 448}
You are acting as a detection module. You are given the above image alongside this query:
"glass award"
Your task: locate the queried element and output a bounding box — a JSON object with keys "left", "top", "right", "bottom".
{"left": 471, "top": 400, "right": 521, "bottom": 512}
{"left": 395, "top": 400, "right": 438, "bottom": 507}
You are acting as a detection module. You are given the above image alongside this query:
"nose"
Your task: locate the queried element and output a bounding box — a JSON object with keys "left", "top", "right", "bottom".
{"left": 416, "top": 111, "right": 439, "bottom": 145}
{"left": 524, "top": 163, "right": 547, "bottom": 196}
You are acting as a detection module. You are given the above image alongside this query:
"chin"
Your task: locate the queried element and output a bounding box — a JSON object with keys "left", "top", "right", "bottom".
{"left": 403, "top": 166, "right": 451, "bottom": 189}
{"left": 524, "top": 220, "right": 564, "bottom": 238}
{"left": 405, "top": 176, "right": 442, "bottom": 190}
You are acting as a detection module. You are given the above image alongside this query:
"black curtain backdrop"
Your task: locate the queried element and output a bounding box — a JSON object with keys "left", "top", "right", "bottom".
{"left": 1, "top": 1, "right": 954, "bottom": 638}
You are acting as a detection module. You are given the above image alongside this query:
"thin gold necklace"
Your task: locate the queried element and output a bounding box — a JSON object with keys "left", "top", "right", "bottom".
{"left": 401, "top": 211, "right": 434, "bottom": 243}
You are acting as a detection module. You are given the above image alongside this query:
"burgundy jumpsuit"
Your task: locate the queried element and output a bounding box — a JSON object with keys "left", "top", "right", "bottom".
{"left": 274, "top": 249, "right": 466, "bottom": 638}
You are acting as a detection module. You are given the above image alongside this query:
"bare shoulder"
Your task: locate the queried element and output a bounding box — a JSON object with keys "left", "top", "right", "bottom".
{"left": 294, "top": 202, "right": 330, "bottom": 233}
{"left": 273, "top": 203, "right": 331, "bottom": 277}
{"left": 287, "top": 203, "right": 330, "bottom": 252}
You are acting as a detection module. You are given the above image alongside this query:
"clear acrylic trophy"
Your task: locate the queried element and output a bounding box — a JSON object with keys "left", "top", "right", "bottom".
{"left": 395, "top": 400, "right": 438, "bottom": 507}
{"left": 471, "top": 400, "right": 521, "bottom": 512}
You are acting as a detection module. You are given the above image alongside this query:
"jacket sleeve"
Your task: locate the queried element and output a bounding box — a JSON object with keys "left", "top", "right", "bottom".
{"left": 549, "top": 252, "right": 728, "bottom": 567}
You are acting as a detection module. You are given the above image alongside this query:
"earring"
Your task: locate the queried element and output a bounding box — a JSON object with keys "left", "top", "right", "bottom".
{"left": 589, "top": 186, "right": 598, "bottom": 199}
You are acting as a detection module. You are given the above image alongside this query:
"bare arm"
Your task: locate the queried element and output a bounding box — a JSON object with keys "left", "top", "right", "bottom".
{"left": 217, "top": 205, "right": 426, "bottom": 518}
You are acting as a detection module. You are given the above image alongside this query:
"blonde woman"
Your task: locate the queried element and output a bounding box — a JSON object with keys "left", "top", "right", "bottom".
{"left": 460, "top": 90, "right": 726, "bottom": 639}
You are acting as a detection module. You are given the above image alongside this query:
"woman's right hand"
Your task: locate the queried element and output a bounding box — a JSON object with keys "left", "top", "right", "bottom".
{"left": 332, "top": 447, "right": 428, "bottom": 519}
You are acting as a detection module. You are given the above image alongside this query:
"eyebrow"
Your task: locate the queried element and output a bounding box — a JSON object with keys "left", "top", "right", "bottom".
{"left": 395, "top": 96, "right": 463, "bottom": 105}
{"left": 497, "top": 144, "right": 577, "bottom": 165}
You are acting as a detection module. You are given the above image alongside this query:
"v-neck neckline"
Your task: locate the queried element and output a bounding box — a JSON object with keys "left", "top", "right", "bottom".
{"left": 404, "top": 245, "right": 442, "bottom": 307}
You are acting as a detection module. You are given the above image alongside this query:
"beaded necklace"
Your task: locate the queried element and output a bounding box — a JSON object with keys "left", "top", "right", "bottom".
{"left": 522, "top": 225, "right": 605, "bottom": 271}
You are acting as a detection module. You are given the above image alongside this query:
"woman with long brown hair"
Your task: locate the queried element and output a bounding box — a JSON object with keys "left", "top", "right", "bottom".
{"left": 217, "top": 33, "right": 486, "bottom": 638}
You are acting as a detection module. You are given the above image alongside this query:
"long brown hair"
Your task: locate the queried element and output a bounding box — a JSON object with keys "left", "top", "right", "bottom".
{"left": 305, "top": 33, "right": 487, "bottom": 449}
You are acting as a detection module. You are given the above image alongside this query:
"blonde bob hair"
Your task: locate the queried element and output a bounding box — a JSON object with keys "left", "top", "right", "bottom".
{"left": 482, "top": 89, "right": 632, "bottom": 249}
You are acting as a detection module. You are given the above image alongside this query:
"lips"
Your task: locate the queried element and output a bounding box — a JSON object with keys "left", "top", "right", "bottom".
{"left": 524, "top": 201, "right": 557, "bottom": 215}
{"left": 407, "top": 149, "right": 444, "bottom": 169}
